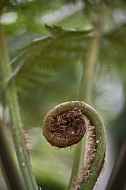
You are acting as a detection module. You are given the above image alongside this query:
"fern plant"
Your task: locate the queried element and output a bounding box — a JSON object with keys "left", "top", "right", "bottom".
{"left": 0, "top": 0, "right": 126, "bottom": 190}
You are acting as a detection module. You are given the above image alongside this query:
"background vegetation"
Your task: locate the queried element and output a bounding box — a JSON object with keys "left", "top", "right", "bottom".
{"left": 0, "top": 0, "right": 126, "bottom": 190}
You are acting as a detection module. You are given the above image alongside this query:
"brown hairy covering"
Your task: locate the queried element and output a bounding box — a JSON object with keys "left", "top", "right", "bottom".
{"left": 72, "top": 125, "right": 96, "bottom": 190}
{"left": 43, "top": 108, "right": 86, "bottom": 148}
{"left": 23, "top": 130, "right": 31, "bottom": 153}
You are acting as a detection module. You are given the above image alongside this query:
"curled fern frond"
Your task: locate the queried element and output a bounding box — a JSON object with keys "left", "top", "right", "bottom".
{"left": 42, "top": 101, "right": 106, "bottom": 190}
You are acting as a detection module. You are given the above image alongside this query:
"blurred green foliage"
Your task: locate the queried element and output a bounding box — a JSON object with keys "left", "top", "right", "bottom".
{"left": 0, "top": 0, "right": 126, "bottom": 189}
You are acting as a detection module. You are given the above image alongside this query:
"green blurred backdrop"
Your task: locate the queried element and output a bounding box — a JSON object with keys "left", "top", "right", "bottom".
{"left": 0, "top": 0, "right": 126, "bottom": 189}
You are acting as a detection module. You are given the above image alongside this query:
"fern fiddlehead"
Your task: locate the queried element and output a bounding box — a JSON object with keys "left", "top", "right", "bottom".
{"left": 43, "top": 101, "right": 106, "bottom": 190}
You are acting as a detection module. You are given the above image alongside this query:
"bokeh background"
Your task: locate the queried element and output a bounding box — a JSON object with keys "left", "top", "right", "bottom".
{"left": 0, "top": 0, "right": 126, "bottom": 189}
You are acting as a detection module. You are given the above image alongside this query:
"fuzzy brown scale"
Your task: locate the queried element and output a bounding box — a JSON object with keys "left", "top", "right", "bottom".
{"left": 43, "top": 108, "right": 86, "bottom": 148}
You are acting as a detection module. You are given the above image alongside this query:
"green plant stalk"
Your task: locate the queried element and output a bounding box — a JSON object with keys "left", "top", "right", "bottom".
{"left": 69, "top": 11, "right": 106, "bottom": 188}
{"left": 69, "top": 102, "right": 106, "bottom": 190}
{"left": 0, "top": 23, "right": 38, "bottom": 190}
{"left": 79, "top": 18, "right": 104, "bottom": 103}
{"left": 0, "top": 119, "right": 25, "bottom": 190}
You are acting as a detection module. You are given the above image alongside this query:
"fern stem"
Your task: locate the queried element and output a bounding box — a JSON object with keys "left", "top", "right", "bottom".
{"left": 0, "top": 22, "right": 38, "bottom": 190}
{"left": 0, "top": 120, "right": 25, "bottom": 190}
{"left": 69, "top": 8, "right": 106, "bottom": 188}
{"left": 69, "top": 102, "right": 106, "bottom": 190}
{"left": 79, "top": 19, "right": 104, "bottom": 102}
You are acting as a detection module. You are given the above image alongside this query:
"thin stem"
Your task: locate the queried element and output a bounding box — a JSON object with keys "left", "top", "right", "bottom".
{"left": 69, "top": 7, "right": 106, "bottom": 188}
{"left": 0, "top": 119, "right": 25, "bottom": 190}
{"left": 69, "top": 102, "right": 106, "bottom": 190}
{"left": 79, "top": 19, "right": 104, "bottom": 102}
{"left": 68, "top": 140, "right": 83, "bottom": 187}
{"left": 0, "top": 22, "right": 38, "bottom": 189}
